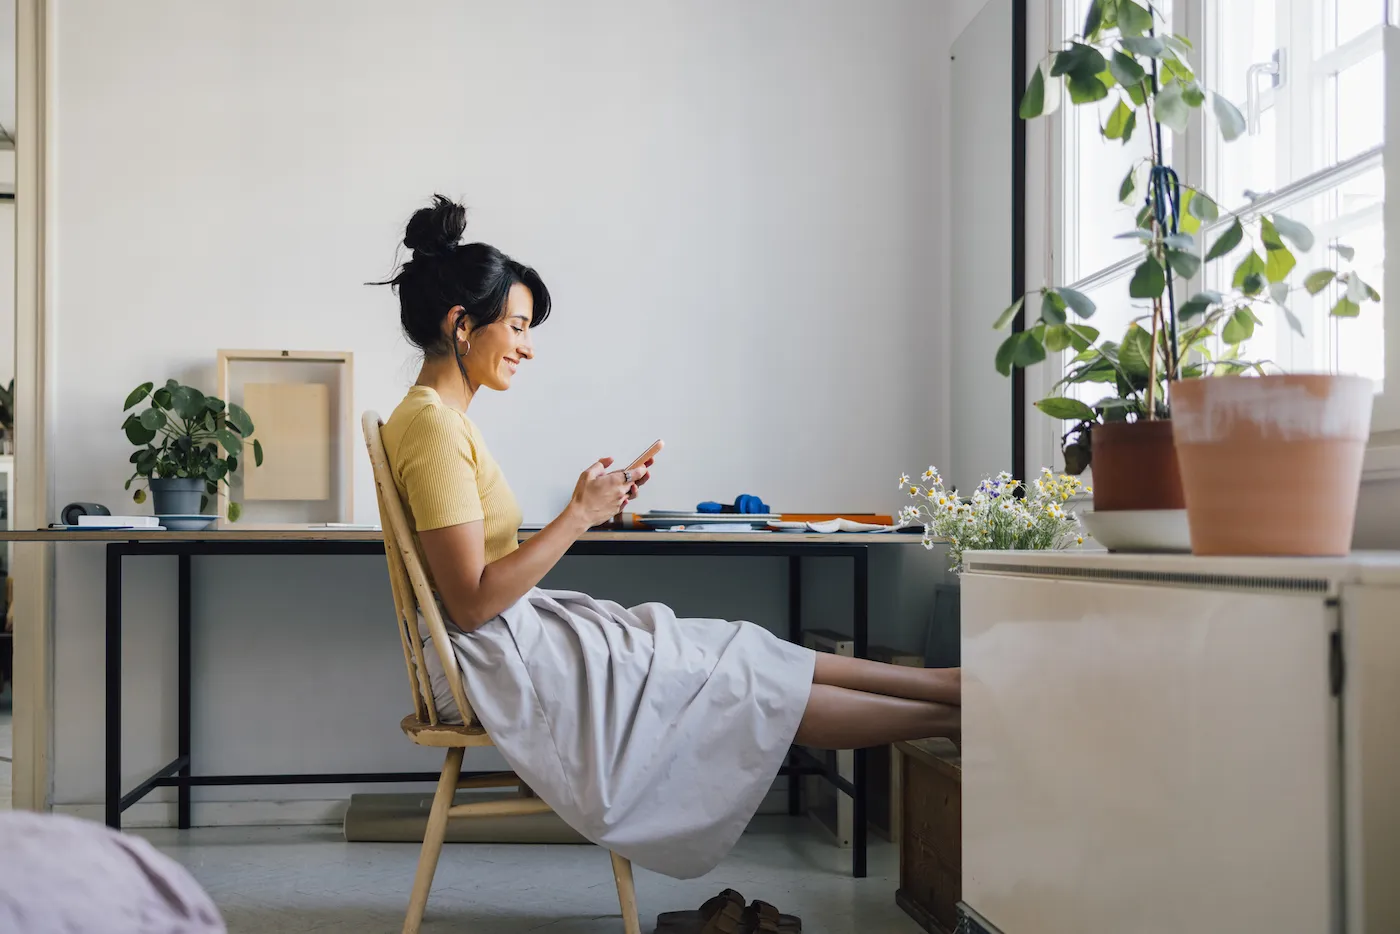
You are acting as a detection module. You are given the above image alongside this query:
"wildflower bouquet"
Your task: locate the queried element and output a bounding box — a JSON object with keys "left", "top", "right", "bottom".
{"left": 898, "top": 467, "right": 1088, "bottom": 573}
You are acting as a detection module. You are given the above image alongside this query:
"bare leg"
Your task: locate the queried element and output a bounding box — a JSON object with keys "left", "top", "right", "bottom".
{"left": 814, "top": 653, "right": 961, "bottom": 706}
{"left": 795, "top": 683, "right": 959, "bottom": 750}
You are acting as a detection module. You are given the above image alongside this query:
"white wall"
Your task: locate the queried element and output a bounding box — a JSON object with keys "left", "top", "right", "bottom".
{"left": 949, "top": 0, "right": 1014, "bottom": 492}
{"left": 47, "top": 0, "right": 955, "bottom": 811}
{"left": 949, "top": 0, "right": 998, "bottom": 45}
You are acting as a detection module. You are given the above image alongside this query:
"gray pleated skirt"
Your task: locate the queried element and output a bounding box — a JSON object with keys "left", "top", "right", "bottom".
{"left": 420, "top": 588, "right": 815, "bottom": 879}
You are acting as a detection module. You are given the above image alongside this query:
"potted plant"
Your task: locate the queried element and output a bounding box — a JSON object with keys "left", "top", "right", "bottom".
{"left": 995, "top": 0, "right": 1381, "bottom": 555}
{"left": 122, "top": 380, "right": 264, "bottom": 522}
{"left": 898, "top": 467, "right": 1087, "bottom": 574}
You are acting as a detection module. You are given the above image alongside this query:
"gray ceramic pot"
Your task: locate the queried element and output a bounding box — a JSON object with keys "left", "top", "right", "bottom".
{"left": 148, "top": 477, "right": 207, "bottom": 516}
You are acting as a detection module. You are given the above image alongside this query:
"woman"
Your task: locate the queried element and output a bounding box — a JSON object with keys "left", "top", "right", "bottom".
{"left": 377, "top": 196, "right": 959, "bottom": 880}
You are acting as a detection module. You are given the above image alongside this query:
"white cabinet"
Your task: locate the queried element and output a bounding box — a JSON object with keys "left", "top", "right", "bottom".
{"left": 960, "top": 551, "right": 1400, "bottom": 934}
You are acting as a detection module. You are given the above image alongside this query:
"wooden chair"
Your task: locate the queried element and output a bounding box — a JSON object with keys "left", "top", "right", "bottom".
{"left": 361, "top": 411, "right": 642, "bottom": 934}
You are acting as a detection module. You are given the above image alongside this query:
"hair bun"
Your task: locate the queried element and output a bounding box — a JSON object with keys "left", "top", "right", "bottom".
{"left": 403, "top": 194, "right": 467, "bottom": 257}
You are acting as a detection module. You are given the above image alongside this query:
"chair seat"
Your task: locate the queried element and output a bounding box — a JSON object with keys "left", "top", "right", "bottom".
{"left": 400, "top": 714, "right": 495, "bottom": 748}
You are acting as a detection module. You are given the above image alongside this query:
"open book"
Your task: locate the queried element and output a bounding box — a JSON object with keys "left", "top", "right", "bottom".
{"left": 767, "top": 518, "right": 902, "bottom": 533}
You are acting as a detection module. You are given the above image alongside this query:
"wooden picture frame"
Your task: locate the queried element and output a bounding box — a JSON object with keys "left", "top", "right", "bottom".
{"left": 216, "top": 350, "right": 354, "bottom": 528}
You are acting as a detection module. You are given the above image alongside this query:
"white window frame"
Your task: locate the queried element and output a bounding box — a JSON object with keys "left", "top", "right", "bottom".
{"left": 1033, "top": 0, "right": 1400, "bottom": 479}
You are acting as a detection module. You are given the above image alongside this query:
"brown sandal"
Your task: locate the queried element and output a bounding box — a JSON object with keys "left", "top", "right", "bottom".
{"left": 655, "top": 889, "right": 747, "bottom": 933}
{"left": 743, "top": 900, "right": 801, "bottom": 934}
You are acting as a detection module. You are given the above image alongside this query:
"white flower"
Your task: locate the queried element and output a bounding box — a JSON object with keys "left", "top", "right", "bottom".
{"left": 898, "top": 473, "right": 910, "bottom": 489}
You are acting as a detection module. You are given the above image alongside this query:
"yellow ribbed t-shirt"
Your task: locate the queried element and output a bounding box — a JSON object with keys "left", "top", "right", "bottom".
{"left": 381, "top": 386, "right": 522, "bottom": 568}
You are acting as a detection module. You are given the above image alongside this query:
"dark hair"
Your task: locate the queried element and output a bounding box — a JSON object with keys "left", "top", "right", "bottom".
{"left": 375, "top": 195, "right": 551, "bottom": 360}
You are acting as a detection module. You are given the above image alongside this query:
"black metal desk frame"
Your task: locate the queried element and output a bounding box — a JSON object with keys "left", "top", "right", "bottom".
{"left": 103, "top": 537, "right": 873, "bottom": 876}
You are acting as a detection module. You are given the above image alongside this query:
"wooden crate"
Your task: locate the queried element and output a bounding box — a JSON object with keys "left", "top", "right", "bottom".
{"left": 895, "top": 737, "right": 961, "bottom": 934}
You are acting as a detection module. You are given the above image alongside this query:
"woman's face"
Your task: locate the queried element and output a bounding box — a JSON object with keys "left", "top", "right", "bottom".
{"left": 456, "top": 283, "right": 535, "bottom": 392}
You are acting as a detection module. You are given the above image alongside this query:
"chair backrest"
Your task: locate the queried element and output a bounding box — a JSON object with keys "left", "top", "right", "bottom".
{"left": 361, "top": 411, "right": 475, "bottom": 727}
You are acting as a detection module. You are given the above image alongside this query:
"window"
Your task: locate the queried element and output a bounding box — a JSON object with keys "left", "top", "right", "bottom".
{"left": 1051, "top": 0, "right": 1398, "bottom": 451}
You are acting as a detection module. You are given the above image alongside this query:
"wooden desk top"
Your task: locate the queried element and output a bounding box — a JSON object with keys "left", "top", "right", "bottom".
{"left": 896, "top": 737, "right": 961, "bottom": 778}
{"left": 0, "top": 528, "right": 934, "bottom": 546}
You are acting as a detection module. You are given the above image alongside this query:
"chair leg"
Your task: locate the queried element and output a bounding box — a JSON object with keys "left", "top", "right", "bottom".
{"left": 610, "top": 850, "right": 641, "bottom": 934}
{"left": 403, "top": 747, "right": 464, "bottom": 934}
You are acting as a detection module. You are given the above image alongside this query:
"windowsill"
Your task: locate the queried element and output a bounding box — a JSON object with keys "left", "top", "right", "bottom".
{"left": 1363, "top": 442, "right": 1400, "bottom": 483}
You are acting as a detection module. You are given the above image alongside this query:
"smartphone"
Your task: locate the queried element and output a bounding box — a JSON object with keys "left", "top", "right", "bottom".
{"left": 620, "top": 438, "right": 664, "bottom": 474}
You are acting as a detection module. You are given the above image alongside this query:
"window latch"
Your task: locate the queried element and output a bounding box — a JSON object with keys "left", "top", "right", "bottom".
{"left": 1246, "top": 48, "right": 1287, "bottom": 136}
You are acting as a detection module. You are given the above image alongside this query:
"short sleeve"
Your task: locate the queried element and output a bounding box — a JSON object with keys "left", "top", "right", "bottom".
{"left": 395, "top": 406, "right": 485, "bottom": 531}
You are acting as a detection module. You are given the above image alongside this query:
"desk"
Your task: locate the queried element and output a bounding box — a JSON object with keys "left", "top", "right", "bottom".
{"left": 4, "top": 528, "right": 928, "bottom": 878}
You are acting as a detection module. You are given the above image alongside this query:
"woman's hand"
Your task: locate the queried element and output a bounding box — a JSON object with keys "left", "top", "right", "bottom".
{"left": 568, "top": 458, "right": 650, "bottom": 529}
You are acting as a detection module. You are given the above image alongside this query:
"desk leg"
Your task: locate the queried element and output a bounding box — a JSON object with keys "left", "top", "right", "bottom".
{"left": 853, "top": 547, "right": 869, "bottom": 879}
{"left": 787, "top": 556, "right": 802, "bottom": 818}
{"left": 177, "top": 554, "right": 192, "bottom": 829}
{"left": 105, "top": 545, "right": 123, "bottom": 829}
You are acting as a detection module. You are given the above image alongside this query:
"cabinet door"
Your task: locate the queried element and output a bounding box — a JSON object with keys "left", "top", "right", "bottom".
{"left": 962, "top": 573, "right": 1339, "bottom": 934}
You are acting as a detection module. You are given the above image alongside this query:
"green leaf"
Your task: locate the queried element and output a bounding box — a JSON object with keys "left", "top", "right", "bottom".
{"left": 124, "top": 382, "right": 154, "bottom": 411}
{"left": 1161, "top": 56, "right": 1194, "bottom": 82}
{"left": 1333, "top": 295, "right": 1361, "bottom": 318}
{"left": 1117, "top": 0, "right": 1153, "bottom": 37}
{"left": 1259, "top": 216, "right": 1285, "bottom": 251}
{"left": 225, "top": 403, "right": 254, "bottom": 436}
{"left": 152, "top": 387, "right": 172, "bottom": 410}
{"left": 1178, "top": 289, "right": 1223, "bottom": 321}
{"left": 1182, "top": 80, "right": 1206, "bottom": 107}
{"left": 1128, "top": 256, "right": 1166, "bottom": 299}
{"left": 136, "top": 448, "right": 158, "bottom": 476}
{"left": 1020, "top": 64, "right": 1046, "bottom": 119}
{"left": 228, "top": 501, "right": 242, "bottom": 523}
{"left": 1205, "top": 218, "right": 1244, "bottom": 261}
{"left": 1334, "top": 243, "right": 1356, "bottom": 262}
{"left": 1118, "top": 164, "right": 1138, "bottom": 203}
{"left": 1125, "top": 78, "right": 1149, "bottom": 107}
{"left": 1045, "top": 325, "right": 1074, "bottom": 353}
{"left": 1116, "top": 229, "right": 1154, "bottom": 241}
{"left": 1120, "top": 36, "right": 1164, "bottom": 57}
{"left": 138, "top": 407, "right": 167, "bottom": 432}
{"left": 1154, "top": 81, "right": 1190, "bottom": 133}
{"left": 123, "top": 414, "right": 158, "bottom": 447}
{"left": 1052, "top": 42, "right": 1108, "bottom": 79}
{"left": 1271, "top": 214, "right": 1315, "bottom": 253}
{"left": 1187, "top": 191, "right": 1219, "bottom": 222}
{"left": 1119, "top": 323, "right": 1154, "bottom": 379}
{"left": 1265, "top": 243, "right": 1297, "bottom": 283}
{"left": 1065, "top": 324, "right": 1101, "bottom": 352}
{"left": 1163, "top": 232, "right": 1196, "bottom": 251}
{"left": 1304, "top": 268, "right": 1337, "bottom": 295}
{"left": 1109, "top": 49, "right": 1146, "bottom": 87}
{"left": 1104, "top": 99, "right": 1135, "bottom": 140}
{"left": 171, "top": 385, "right": 206, "bottom": 421}
{"left": 1060, "top": 287, "right": 1097, "bottom": 319}
{"left": 1177, "top": 192, "right": 1201, "bottom": 235}
{"left": 1222, "top": 308, "right": 1256, "bottom": 344}
{"left": 165, "top": 379, "right": 180, "bottom": 393}
{"left": 1347, "top": 272, "right": 1370, "bottom": 304}
{"left": 1013, "top": 330, "right": 1048, "bottom": 368}
{"left": 1083, "top": 0, "right": 1104, "bottom": 39}
{"left": 1269, "top": 284, "right": 1304, "bottom": 336}
{"left": 1162, "top": 34, "right": 1193, "bottom": 59}
{"left": 1136, "top": 202, "right": 1154, "bottom": 230}
{"left": 203, "top": 395, "right": 226, "bottom": 414}
{"left": 1233, "top": 249, "right": 1266, "bottom": 289}
{"left": 205, "top": 462, "right": 228, "bottom": 482}
{"left": 1067, "top": 72, "right": 1110, "bottom": 103}
{"left": 1036, "top": 397, "right": 1099, "bottom": 421}
{"left": 993, "top": 294, "right": 1025, "bottom": 330}
{"left": 1211, "top": 91, "right": 1246, "bottom": 142}
{"left": 995, "top": 333, "right": 1019, "bottom": 376}
{"left": 1041, "top": 289, "right": 1068, "bottom": 325}
{"left": 1167, "top": 249, "right": 1201, "bottom": 280}
{"left": 134, "top": 488, "right": 147, "bottom": 505}
{"left": 214, "top": 428, "right": 243, "bottom": 455}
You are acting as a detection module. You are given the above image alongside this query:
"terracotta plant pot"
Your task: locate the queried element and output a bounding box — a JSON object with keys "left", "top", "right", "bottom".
{"left": 1090, "top": 420, "right": 1185, "bottom": 512}
{"left": 1171, "top": 374, "right": 1372, "bottom": 556}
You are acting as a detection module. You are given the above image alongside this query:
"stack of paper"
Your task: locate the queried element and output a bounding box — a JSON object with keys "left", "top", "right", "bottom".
{"left": 77, "top": 515, "right": 162, "bottom": 529}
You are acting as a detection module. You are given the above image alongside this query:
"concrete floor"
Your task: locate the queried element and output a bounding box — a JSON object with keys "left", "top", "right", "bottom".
{"left": 142, "top": 817, "right": 919, "bottom": 934}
